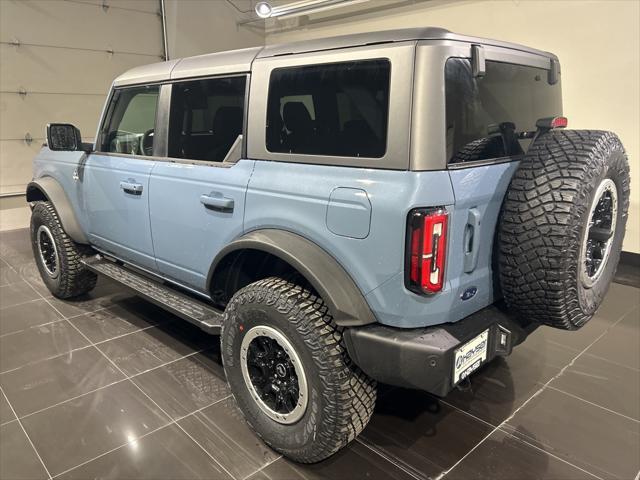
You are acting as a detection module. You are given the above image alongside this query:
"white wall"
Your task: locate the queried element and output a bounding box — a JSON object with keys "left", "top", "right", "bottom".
{"left": 0, "top": 0, "right": 164, "bottom": 198}
{"left": 164, "top": 0, "right": 263, "bottom": 58}
{"left": 0, "top": 0, "right": 263, "bottom": 230}
{"left": 266, "top": 0, "right": 640, "bottom": 254}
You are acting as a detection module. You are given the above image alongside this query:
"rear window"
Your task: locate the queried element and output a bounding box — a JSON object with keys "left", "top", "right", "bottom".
{"left": 445, "top": 58, "right": 562, "bottom": 164}
{"left": 266, "top": 60, "right": 390, "bottom": 158}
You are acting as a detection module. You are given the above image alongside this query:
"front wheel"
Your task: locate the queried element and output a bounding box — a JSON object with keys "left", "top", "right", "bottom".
{"left": 221, "top": 277, "right": 376, "bottom": 463}
{"left": 30, "top": 201, "right": 97, "bottom": 299}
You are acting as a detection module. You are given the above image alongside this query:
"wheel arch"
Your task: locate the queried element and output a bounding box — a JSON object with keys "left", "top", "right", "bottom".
{"left": 207, "top": 229, "right": 377, "bottom": 327}
{"left": 26, "top": 177, "right": 88, "bottom": 244}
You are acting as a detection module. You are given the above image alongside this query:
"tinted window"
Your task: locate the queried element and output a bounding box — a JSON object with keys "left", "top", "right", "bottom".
{"left": 101, "top": 85, "right": 159, "bottom": 155}
{"left": 266, "top": 60, "right": 390, "bottom": 158}
{"left": 445, "top": 59, "right": 562, "bottom": 163}
{"left": 168, "top": 76, "right": 246, "bottom": 162}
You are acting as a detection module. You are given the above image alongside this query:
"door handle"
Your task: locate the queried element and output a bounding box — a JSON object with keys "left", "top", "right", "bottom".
{"left": 463, "top": 208, "right": 481, "bottom": 273}
{"left": 200, "top": 193, "right": 234, "bottom": 212}
{"left": 120, "top": 180, "right": 143, "bottom": 195}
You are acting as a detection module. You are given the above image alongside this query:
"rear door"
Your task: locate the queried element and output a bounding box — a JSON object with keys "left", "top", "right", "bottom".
{"left": 444, "top": 50, "right": 562, "bottom": 309}
{"left": 84, "top": 85, "right": 160, "bottom": 271}
{"left": 148, "top": 76, "right": 253, "bottom": 292}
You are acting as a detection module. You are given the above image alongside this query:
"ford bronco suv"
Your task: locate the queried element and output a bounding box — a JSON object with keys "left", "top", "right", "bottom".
{"left": 28, "top": 28, "right": 630, "bottom": 463}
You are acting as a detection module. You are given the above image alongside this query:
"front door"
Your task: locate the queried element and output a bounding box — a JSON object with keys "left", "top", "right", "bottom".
{"left": 84, "top": 84, "right": 160, "bottom": 271}
{"left": 149, "top": 76, "right": 253, "bottom": 291}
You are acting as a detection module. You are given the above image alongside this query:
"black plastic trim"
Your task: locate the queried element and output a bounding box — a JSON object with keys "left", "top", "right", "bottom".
{"left": 26, "top": 178, "right": 88, "bottom": 244}
{"left": 343, "top": 304, "right": 536, "bottom": 396}
{"left": 207, "top": 229, "right": 377, "bottom": 327}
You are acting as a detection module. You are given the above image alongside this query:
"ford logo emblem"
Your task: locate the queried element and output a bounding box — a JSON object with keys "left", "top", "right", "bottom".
{"left": 461, "top": 287, "right": 477, "bottom": 301}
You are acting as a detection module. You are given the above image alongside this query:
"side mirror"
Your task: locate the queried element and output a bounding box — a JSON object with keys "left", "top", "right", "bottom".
{"left": 46, "top": 124, "right": 91, "bottom": 152}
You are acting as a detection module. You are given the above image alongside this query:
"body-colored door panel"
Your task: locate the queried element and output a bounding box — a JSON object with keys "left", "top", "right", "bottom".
{"left": 148, "top": 159, "right": 255, "bottom": 291}
{"left": 83, "top": 153, "right": 157, "bottom": 271}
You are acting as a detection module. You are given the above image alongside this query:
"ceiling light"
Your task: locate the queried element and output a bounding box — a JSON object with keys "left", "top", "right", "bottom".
{"left": 255, "top": 1, "right": 273, "bottom": 18}
{"left": 253, "top": 0, "right": 369, "bottom": 20}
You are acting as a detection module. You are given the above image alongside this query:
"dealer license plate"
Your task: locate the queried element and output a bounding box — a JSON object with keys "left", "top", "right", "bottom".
{"left": 453, "top": 329, "right": 489, "bottom": 385}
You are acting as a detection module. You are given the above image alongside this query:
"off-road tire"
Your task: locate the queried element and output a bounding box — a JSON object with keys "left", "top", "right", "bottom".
{"left": 221, "top": 277, "right": 377, "bottom": 463}
{"left": 30, "top": 201, "right": 97, "bottom": 299}
{"left": 452, "top": 136, "right": 503, "bottom": 163}
{"left": 499, "top": 130, "right": 630, "bottom": 330}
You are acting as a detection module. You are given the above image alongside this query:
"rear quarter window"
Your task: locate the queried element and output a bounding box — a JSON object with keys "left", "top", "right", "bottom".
{"left": 445, "top": 58, "right": 562, "bottom": 164}
{"left": 266, "top": 59, "right": 390, "bottom": 158}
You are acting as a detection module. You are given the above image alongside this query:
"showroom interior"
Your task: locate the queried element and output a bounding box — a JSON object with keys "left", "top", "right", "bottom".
{"left": 0, "top": 0, "right": 639, "bottom": 479}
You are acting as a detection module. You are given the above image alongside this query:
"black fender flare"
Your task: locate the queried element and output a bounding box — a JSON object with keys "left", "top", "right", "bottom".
{"left": 26, "top": 177, "right": 89, "bottom": 244}
{"left": 207, "top": 229, "right": 377, "bottom": 327}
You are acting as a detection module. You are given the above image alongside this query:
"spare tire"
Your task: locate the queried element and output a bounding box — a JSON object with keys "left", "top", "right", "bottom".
{"left": 498, "top": 130, "right": 630, "bottom": 330}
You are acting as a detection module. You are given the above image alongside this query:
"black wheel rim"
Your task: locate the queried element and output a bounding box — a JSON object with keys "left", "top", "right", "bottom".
{"left": 581, "top": 179, "right": 618, "bottom": 288}
{"left": 247, "top": 336, "right": 299, "bottom": 414}
{"left": 240, "top": 326, "right": 308, "bottom": 424}
{"left": 37, "top": 225, "right": 59, "bottom": 278}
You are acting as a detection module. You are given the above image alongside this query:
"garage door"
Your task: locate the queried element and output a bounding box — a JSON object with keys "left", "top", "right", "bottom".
{"left": 0, "top": 0, "right": 164, "bottom": 196}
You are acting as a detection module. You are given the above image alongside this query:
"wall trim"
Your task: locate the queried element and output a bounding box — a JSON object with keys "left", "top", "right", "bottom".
{"left": 621, "top": 251, "right": 640, "bottom": 268}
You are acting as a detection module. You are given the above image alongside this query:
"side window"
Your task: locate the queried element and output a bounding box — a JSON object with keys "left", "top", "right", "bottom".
{"left": 101, "top": 85, "right": 159, "bottom": 155}
{"left": 168, "top": 76, "right": 246, "bottom": 162}
{"left": 445, "top": 58, "right": 562, "bottom": 163}
{"left": 266, "top": 60, "right": 390, "bottom": 158}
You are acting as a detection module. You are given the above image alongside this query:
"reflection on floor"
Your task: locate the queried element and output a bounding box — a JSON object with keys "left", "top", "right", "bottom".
{"left": 1, "top": 228, "right": 639, "bottom": 480}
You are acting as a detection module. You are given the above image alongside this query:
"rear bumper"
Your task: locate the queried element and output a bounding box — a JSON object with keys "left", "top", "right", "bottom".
{"left": 343, "top": 304, "right": 536, "bottom": 397}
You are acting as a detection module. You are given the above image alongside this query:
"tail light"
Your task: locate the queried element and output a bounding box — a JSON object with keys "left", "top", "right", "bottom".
{"left": 406, "top": 208, "right": 448, "bottom": 294}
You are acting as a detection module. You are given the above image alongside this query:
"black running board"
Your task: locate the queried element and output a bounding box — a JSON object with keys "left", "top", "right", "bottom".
{"left": 82, "top": 256, "right": 222, "bottom": 334}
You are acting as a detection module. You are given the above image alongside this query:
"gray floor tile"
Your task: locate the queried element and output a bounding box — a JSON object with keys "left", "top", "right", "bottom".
{"left": 1, "top": 228, "right": 638, "bottom": 480}
{"left": 98, "top": 324, "right": 200, "bottom": 377}
{"left": 246, "top": 441, "right": 417, "bottom": 480}
{"left": 504, "top": 386, "right": 640, "bottom": 479}
{"left": 20, "top": 380, "right": 171, "bottom": 476}
{"left": 47, "top": 280, "right": 133, "bottom": 318}
{"left": 586, "top": 306, "right": 640, "bottom": 370}
{"left": 0, "top": 389, "right": 16, "bottom": 425}
{"left": 361, "top": 388, "right": 493, "bottom": 478}
{"left": 550, "top": 352, "right": 640, "bottom": 421}
{"left": 0, "top": 421, "right": 49, "bottom": 480}
{"left": 1, "top": 346, "right": 125, "bottom": 418}
{"left": 525, "top": 313, "right": 609, "bottom": 353}
{"left": 0, "top": 230, "right": 34, "bottom": 269}
{"left": 68, "top": 297, "right": 172, "bottom": 344}
{"left": 0, "top": 281, "right": 40, "bottom": 309}
{"left": 57, "top": 423, "right": 233, "bottom": 480}
{"left": 0, "top": 320, "right": 90, "bottom": 373}
{"left": 0, "top": 262, "right": 21, "bottom": 286}
{"left": 0, "top": 298, "right": 63, "bottom": 337}
{"left": 592, "top": 282, "right": 640, "bottom": 324}
{"left": 178, "top": 396, "right": 279, "bottom": 479}
{"left": 10, "top": 260, "right": 52, "bottom": 297}
{"left": 132, "top": 353, "right": 229, "bottom": 420}
{"left": 445, "top": 428, "right": 599, "bottom": 480}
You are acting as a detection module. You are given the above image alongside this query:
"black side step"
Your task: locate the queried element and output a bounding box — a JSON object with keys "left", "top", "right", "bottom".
{"left": 82, "top": 256, "right": 222, "bottom": 334}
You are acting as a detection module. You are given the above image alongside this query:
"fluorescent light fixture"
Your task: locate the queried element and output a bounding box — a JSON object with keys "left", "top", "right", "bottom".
{"left": 255, "top": 0, "right": 369, "bottom": 20}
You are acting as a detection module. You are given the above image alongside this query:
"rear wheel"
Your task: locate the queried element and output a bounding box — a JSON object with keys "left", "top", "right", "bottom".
{"left": 30, "top": 201, "right": 97, "bottom": 299}
{"left": 221, "top": 277, "right": 376, "bottom": 463}
{"left": 498, "top": 130, "right": 630, "bottom": 330}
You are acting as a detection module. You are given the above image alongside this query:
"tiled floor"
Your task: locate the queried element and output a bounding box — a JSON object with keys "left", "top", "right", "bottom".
{"left": 0, "top": 227, "right": 639, "bottom": 480}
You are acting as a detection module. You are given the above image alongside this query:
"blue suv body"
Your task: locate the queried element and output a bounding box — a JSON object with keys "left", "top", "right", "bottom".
{"left": 28, "top": 27, "right": 630, "bottom": 463}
